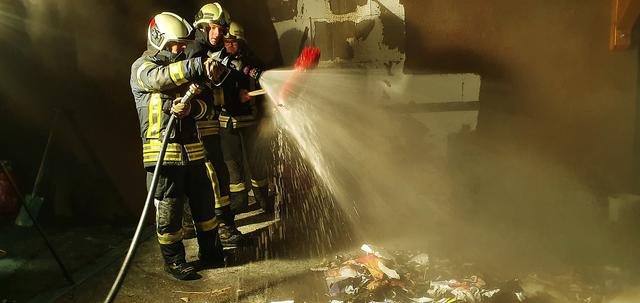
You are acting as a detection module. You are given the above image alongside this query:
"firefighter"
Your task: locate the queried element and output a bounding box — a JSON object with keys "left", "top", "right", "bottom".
{"left": 218, "top": 22, "right": 274, "bottom": 214}
{"left": 183, "top": 3, "right": 245, "bottom": 246}
{"left": 130, "top": 12, "right": 226, "bottom": 280}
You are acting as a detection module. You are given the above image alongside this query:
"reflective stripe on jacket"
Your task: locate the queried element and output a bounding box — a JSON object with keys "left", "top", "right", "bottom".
{"left": 130, "top": 51, "right": 208, "bottom": 167}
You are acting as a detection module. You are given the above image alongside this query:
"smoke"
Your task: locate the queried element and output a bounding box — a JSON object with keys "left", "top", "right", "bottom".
{"left": 260, "top": 67, "right": 627, "bottom": 277}
{"left": 19, "top": 0, "right": 155, "bottom": 80}
{"left": 262, "top": 68, "right": 453, "bottom": 249}
{"left": 607, "top": 285, "right": 640, "bottom": 303}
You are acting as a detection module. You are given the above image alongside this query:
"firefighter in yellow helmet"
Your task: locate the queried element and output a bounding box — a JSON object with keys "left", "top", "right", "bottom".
{"left": 130, "top": 12, "right": 226, "bottom": 280}
{"left": 193, "top": 3, "right": 230, "bottom": 50}
{"left": 183, "top": 3, "right": 247, "bottom": 246}
{"left": 218, "top": 22, "right": 274, "bottom": 215}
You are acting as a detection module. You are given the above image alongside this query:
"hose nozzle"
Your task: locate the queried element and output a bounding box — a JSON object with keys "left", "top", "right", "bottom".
{"left": 180, "top": 83, "right": 200, "bottom": 104}
{"left": 211, "top": 55, "right": 263, "bottom": 86}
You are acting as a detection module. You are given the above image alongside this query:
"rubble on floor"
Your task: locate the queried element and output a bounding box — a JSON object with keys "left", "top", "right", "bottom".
{"left": 311, "top": 244, "right": 611, "bottom": 303}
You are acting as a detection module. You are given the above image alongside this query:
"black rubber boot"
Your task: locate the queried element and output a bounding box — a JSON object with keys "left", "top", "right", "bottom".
{"left": 253, "top": 186, "right": 274, "bottom": 214}
{"left": 229, "top": 190, "right": 249, "bottom": 214}
{"left": 160, "top": 241, "right": 199, "bottom": 280}
{"left": 196, "top": 229, "right": 226, "bottom": 269}
{"left": 215, "top": 205, "right": 235, "bottom": 227}
{"left": 164, "top": 262, "right": 200, "bottom": 280}
{"left": 219, "top": 224, "right": 245, "bottom": 247}
{"left": 215, "top": 205, "right": 245, "bottom": 246}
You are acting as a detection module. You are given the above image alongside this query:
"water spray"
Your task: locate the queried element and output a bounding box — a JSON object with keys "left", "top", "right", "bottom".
{"left": 276, "top": 47, "right": 321, "bottom": 108}
{"left": 213, "top": 46, "right": 320, "bottom": 105}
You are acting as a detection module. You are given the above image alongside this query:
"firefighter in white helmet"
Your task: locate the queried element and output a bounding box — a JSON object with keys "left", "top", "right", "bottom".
{"left": 183, "top": 3, "right": 247, "bottom": 246}
{"left": 218, "top": 22, "right": 274, "bottom": 215}
{"left": 130, "top": 12, "right": 226, "bottom": 280}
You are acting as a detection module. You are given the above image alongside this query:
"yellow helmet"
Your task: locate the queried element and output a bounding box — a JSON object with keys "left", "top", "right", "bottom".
{"left": 225, "top": 22, "right": 245, "bottom": 41}
{"left": 193, "top": 3, "right": 231, "bottom": 29}
{"left": 147, "top": 12, "right": 193, "bottom": 51}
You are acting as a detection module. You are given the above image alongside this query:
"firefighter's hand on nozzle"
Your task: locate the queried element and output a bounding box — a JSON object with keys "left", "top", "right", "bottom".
{"left": 239, "top": 89, "right": 251, "bottom": 103}
{"left": 204, "top": 57, "right": 225, "bottom": 81}
{"left": 171, "top": 97, "right": 191, "bottom": 119}
{"left": 189, "top": 84, "right": 202, "bottom": 95}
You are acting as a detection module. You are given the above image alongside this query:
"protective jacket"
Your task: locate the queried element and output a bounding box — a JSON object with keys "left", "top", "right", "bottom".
{"left": 184, "top": 30, "right": 224, "bottom": 137}
{"left": 130, "top": 50, "right": 210, "bottom": 167}
{"left": 183, "top": 30, "right": 233, "bottom": 212}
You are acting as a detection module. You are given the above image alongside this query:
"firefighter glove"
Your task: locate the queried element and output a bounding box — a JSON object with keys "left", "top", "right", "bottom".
{"left": 204, "top": 57, "right": 225, "bottom": 81}
{"left": 239, "top": 89, "right": 251, "bottom": 103}
{"left": 171, "top": 97, "right": 191, "bottom": 118}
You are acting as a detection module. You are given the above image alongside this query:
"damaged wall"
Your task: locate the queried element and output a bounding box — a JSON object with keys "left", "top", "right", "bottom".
{"left": 402, "top": 0, "right": 638, "bottom": 194}
{"left": 268, "top": 0, "right": 638, "bottom": 195}
{"left": 396, "top": 0, "right": 639, "bottom": 264}
{"left": 266, "top": 0, "right": 480, "bottom": 162}
{"left": 267, "top": 0, "right": 406, "bottom": 67}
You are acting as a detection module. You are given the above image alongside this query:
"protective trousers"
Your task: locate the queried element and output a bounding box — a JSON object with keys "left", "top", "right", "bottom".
{"left": 220, "top": 123, "right": 272, "bottom": 213}
{"left": 148, "top": 164, "right": 223, "bottom": 264}
{"left": 201, "top": 134, "right": 236, "bottom": 228}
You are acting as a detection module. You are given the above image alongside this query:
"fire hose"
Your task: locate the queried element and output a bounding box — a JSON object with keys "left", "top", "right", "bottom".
{"left": 103, "top": 84, "right": 200, "bottom": 303}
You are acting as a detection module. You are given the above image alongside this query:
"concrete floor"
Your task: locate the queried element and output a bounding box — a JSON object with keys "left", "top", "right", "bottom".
{"left": 0, "top": 224, "right": 134, "bottom": 303}
{"left": 3, "top": 197, "right": 638, "bottom": 303}
{"left": 48, "top": 206, "right": 332, "bottom": 303}
{"left": 55, "top": 251, "right": 323, "bottom": 303}
{"left": 3, "top": 222, "right": 637, "bottom": 303}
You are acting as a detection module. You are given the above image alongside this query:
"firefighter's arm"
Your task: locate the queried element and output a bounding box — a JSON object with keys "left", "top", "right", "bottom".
{"left": 136, "top": 57, "right": 206, "bottom": 92}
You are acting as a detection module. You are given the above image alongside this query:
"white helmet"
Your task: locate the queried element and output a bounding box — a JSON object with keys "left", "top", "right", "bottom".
{"left": 225, "top": 22, "right": 245, "bottom": 41}
{"left": 147, "top": 12, "right": 193, "bottom": 51}
{"left": 193, "top": 3, "right": 231, "bottom": 29}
